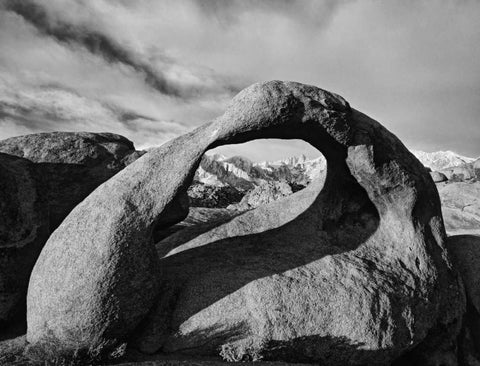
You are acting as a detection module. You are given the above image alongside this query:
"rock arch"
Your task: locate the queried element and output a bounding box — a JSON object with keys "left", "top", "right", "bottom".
{"left": 26, "top": 81, "right": 463, "bottom": 364}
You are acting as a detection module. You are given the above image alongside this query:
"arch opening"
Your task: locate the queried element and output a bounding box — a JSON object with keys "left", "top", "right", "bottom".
{"left": 153, "top": 135, "right": 379, "bottom": 259}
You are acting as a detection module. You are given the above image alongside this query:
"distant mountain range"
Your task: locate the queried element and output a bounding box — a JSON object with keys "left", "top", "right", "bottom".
{"left": 411, "top": 150, "right": 476, "bottom": 172}
{"left": 194, "top": 150, "right": 477, "bottom": 189}
{"left": 194, "top": 153, "right": 325, "bottom": 190}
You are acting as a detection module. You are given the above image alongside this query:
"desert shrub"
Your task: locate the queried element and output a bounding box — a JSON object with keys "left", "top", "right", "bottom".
{"left": 219, "top": 340, "right": 264, "bottom": 362}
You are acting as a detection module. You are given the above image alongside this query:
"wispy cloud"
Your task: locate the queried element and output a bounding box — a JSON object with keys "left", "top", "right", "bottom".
{"left": 0, "top": 0, "right": 479, "bottom": 160}
{"left": 2, "top": 0, "right": 242, "bottom": 99}
{"left": 0, "top": 81, "right": 189, "bottom": 148}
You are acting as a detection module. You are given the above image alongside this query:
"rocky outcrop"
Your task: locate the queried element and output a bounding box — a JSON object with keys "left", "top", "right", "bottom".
{"left": 437, "top": 181, "right": 480, "bottom": 235}
{"left": 446, "top": 235, "right": 480, "bottom": 365}
{"left": 27, "top": 81, "right": 463, "bottom": 365}
{"left": 228, "top": 180, "right": 294, "bottom": 211}
{"left": 187, "top": 182, "right": 244, "bottom": 208}
{"left": 0, "top": 154, "right": 49, "bottom": 324}
{"left": 0, "top": 132, "right": 142, "bottom": 328}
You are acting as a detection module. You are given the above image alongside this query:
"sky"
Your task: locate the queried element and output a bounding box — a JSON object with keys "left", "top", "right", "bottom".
{"left": 0, "top": 0, "right": 479, "bottom": 161}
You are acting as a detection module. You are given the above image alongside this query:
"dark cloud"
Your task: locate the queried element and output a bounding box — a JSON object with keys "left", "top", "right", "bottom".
{"left": 2, "top": 0, "right": 242, "bottom": 99}
{"left": 3, "top": 0, "right": 184, "bottom": 97}
{"left": 118, "top": 111, "right": 156, "bottom": 124}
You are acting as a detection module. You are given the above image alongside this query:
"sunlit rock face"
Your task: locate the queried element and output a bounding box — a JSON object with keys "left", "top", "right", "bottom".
{"left": 26, "top": 81, "right": 463, "bottom": 365}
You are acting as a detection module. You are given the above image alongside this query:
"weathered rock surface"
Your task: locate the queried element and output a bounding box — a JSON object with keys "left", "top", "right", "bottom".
{"left": 0, "top": 132, "right": 140, "bottom": 230}
{"left": 228, "top": 180, "right": 293, "bottom": 211}
{"left": 27, "top": 81, "right": 464, "bottom": 365}
{"left": 437, "top": 181, "right": 480, "bottom": 235}
{"left": 430, "top": 171, "right": 447, "bottom": 183}
{"left": 0, "top": 154, "right": 49, "bottom": 324}
{"left": 446, "top": 235, "right": 480, "bottom": 365}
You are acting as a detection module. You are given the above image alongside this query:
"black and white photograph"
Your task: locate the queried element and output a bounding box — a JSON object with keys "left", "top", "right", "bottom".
{"left": 0, "top": 1, "right": 479, "bottom": 365}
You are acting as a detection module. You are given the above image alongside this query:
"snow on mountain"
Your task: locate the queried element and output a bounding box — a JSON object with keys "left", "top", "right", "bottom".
{"left": 194, "top": 150, "right": 475, "bottom": 190}
{"left": 412, "top": 150, "right": 475, "bottom": 171}
{"left": 195, "top": 153, "right": 326, "bottom": 190}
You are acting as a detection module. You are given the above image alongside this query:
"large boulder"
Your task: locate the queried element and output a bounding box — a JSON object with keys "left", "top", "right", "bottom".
{"left": 0, "top": 132, "right": 142, "bottom": 230}
{"left": 437, "top": 182, "right": 480, "bottom": 235}
{"left": 446, "top": 235, "right": 480, "bottom": 365}
{"left": 26, "top": 81, "right": 463, "bottom": 365}
{"left": 0, "top": 154, "right": 49, "bottom": 324}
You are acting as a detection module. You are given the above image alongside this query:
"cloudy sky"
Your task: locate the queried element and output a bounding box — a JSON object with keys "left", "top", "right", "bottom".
{"left": 1, "top": 0, "right": 479, "bottom": 161}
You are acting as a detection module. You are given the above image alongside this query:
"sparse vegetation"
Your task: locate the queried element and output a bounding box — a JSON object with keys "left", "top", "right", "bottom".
{"left": 19, "top": 336, "right": 126, "bottom": 366}
{"left": 219, "top": 340, "right": 264, "bottom": 362}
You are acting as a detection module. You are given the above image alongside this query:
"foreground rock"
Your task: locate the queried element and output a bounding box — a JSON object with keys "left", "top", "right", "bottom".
{"left": 0, "top": 132, "right": 142, "bottom": 327}
{"left": 27, "top": 81, "right": 463, "bottom": 365}
{"left": 446, "top": 235, "right": 480, "bottom": 365}
{"left": 437, "top": 181, "right": 480, "bottom": 235}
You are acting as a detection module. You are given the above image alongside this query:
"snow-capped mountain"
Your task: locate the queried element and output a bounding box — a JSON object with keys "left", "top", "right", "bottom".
{"left": 412, "top": 150, "right": 475, "bottom": 171}
{"left": 195, "top": 153, "right": 326, "bottom": 190}
{"left": 194, "top": 150, "right": 475, "bottom": 190}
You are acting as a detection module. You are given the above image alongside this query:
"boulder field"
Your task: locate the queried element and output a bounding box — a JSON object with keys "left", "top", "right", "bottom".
{"left": 24, "top": 81, "right": 466, "bottom": 365}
